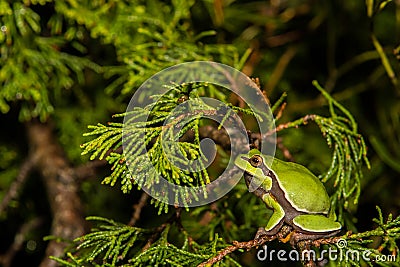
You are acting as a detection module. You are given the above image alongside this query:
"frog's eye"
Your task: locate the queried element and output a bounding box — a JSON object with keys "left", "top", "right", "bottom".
{"left": 249, "top": 155, "right": 263, "bottom": 167}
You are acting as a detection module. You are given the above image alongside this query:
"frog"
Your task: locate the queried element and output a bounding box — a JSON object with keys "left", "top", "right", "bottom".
{"left": 234, "top": 149, "right": 341, "bottom": 242}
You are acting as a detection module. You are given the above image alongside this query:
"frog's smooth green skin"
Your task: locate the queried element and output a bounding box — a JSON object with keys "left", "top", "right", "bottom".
{"left": 235, "top": 149, "right": 341, "bottom": 238}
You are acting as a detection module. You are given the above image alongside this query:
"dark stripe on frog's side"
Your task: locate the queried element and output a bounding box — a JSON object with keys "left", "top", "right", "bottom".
{"left": 243, "top": 167, "right": 302, "bottom": 223}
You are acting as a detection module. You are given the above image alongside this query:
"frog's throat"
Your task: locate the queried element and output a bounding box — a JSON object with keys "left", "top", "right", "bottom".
{"left": 244, "top": 172, "right": 267, "bottom": 199}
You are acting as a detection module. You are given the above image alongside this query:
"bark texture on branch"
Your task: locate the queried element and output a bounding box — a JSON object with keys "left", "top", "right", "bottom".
{"left": 26, "top": 121, "right": 85, "bottom": 267}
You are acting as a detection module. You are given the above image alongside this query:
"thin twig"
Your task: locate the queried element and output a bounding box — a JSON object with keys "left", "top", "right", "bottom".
{"left": 128, "top": 192, "right": 149, "bottom": 226}
{"left": 274, "top": 102, "right": 287, "bottom": 121}
{"left": 197, "top": 227, "right": 291, "bottom": 267}
{"left": 0, "top": 155, "right": 36, "bottom": 215}
{"left": 277, "top": 137, "right": 294, "bottom": 161}
{"left": 74, "top": 159, "right": 107, "bottom": 181}
{"left": 249, "top": 114, "right": 317, "bottom": 143}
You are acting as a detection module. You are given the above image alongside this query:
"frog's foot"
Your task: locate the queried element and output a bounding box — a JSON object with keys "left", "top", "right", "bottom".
{"left": 254, "top": 223, "right": 289, "bottom": 241}
{"left": 254, "top": 226, "right": 281, "bottom": 239}
{"left": 254, "top": 227, "right": 270, "bottom": 240}
{"left": 255, "top": 204, "right": 286, "bottom": 240}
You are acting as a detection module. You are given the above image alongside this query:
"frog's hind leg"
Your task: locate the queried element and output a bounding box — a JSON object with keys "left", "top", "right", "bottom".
{"left": 256, "top": 194, "right": 285, "bottom": 238}
{"left": 289, "top": 215, "right": 341, "bottom": 245}
{"left": 292, "top": 214, "right": 342, "bottom": 233}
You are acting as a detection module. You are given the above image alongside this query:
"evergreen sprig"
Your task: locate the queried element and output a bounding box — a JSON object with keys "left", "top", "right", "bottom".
{"left": 0, "top": 1, "right": 99, "bottom": 121}
{"left": 0, "top": 0, "right": 241, "bottom": 121}
{"left": 131, "top": 230, "right": 238, "bottom": 267}
{"left": 325, "top": 207, "right": 400, "bottom": 267}
{"left": 49, "top": 216, "right": 148, "bottom": 267}
{"left": 51, "top": 216, "right": 239, "bottom": 267}
{"left": 81, "top": 82, "right": 258, "bottom": 213}
{"left": 274, "top": 82, "right": 370, "bottom": 224}
{"left": 76, "top": 217, "right": 149, "bottom": 266}
{"left": 54, "top": 0, "right": 240, "bottom": 97}
{"left": 312, "top": 81, "right": 370, "bottom": 223}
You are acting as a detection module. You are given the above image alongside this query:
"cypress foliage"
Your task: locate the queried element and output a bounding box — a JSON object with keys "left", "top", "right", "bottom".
{"left": 0, "top": 0, "right": 399, "bottom": 266}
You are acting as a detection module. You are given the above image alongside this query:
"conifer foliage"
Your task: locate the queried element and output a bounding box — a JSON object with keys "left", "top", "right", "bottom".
{"left": 0, "top": 0, "right": 399, "bottom": 267}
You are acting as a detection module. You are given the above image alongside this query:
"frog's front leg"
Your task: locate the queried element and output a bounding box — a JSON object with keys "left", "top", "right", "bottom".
{"left": 255, "top": 194, "right": 285, "bottom": 239}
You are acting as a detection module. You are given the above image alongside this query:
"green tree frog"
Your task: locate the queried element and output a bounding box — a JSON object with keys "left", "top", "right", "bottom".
{"left": 235, "top": 149, "right": 341, "bottom": 241}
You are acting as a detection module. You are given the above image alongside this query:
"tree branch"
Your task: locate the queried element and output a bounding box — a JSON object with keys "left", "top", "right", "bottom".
{"left": 198, "top": 227, "right": 345, "bottom": 267}
{"left": 26, "top": 121, "right": 86, "bottom": 267}
{"left": 128, "top": 192, "right": 149, "bottom": 226}
{"left": 197, "top": 226, "right": 292, "bottom": 267}
{"left": 74, "top": 159, "right": 107, "bottom": 181}
{"left": 0, "top": 155, "right": 35, "bottom": 215}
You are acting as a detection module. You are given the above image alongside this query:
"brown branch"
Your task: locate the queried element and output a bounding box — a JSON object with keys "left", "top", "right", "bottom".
{"left": 249, "top": 114, "right": 317, "bottom": 143}
{"left": 198, "top": 226, "right": 343, "bottom": 267}
{"left": 198, "top": 125, "right": 231, "bottom": 150}
{"left": 128, "top": 192, "right": 149, "bottom": 226}
{"left": 274, "top": 102, "right": 287, "bottom": 121}
{"left": 277, "top": 137, "right": 294, "bottom": 161}
{"left": 26, "top": 121, "right": 86, "bottom": 267}
{"left": 197, "top": 226, "right": 292, "bottom": 267}
{"left": 74, "top": 147, "right": 122, "bottom": 181}
{"left": 0, "top": 155, "right": 35, "bottom": 215}
{"left": 180, "top": 123, "right": 248, "bottom": 151}
{"left": 74, "top": 159, "right": 107, "bottom": 181}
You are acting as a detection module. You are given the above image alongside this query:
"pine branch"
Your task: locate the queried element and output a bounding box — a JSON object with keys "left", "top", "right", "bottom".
{"left": 198, "top": 207, "right": 400, "bottom": 267}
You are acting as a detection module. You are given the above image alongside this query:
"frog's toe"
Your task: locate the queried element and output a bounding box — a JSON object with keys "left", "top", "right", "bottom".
{"left": 255, "top": 225, "right": 282, "bottom": 239}
{"left": 254, "top": 227, "right": 269, "bottom": 239}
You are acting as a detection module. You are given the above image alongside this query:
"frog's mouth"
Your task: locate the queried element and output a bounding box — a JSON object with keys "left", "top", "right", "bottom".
{"left": 240, "top": 156, "right": 249, "bottom": 161}
{"left": 239, "top": 156, "right": 251, "bottom": 182}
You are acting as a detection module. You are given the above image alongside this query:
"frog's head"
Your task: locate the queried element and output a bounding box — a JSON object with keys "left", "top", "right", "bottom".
{"left": 234, "top": 149, "right": 273, "bottom": 192}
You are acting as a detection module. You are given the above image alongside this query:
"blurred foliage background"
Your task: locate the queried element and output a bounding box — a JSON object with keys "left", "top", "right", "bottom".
{"left": 0, "top": 0, "right": 399, "bottom": 266}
